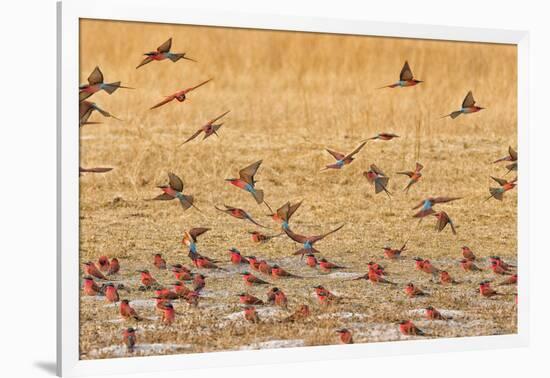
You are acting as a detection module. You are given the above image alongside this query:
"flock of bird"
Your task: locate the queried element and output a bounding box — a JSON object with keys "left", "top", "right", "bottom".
{"left": 79, "top": 38, "right": 518, "bottom": 353}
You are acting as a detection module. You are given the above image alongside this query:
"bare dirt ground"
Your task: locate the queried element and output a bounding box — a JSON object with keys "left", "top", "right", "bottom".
{"left": 79, "top": 19, "right": 517, "bottom": 359}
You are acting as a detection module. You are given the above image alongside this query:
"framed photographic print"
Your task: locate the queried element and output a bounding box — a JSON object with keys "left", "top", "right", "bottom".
{"left": 57, "top": 0, "right": 529, "bottom": 376}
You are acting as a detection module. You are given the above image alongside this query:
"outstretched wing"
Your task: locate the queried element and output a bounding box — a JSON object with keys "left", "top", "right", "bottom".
{"left": 396, "top": 170, "right": 414, "bottom": 178}
{"left": 87, "top": 66, "right": 104, "bottom": 85}
{"left": 370, "top": 164, "right": 386, "bottom": 177}
{"left": 432, "top": 196, "right": 461, "bottom": 204}
{"left": 326, "top": 149, "right": 345, "bottom": 161}
{"left": 79, "top": 101, "right": 94, "bottom": 120}
{"left": 184, "top": 79, "right": 212, "bottom": 94}
{"left": 311, "top": 224, "right": 345, "bottom": 243}
{"left": 136, "top": 56, "right": 153, "bottom": 69}
{"left": 206, "top": 110, "right": 230, "bottom": 126}
{"left": 179, "top": 128, "right": 204, "bottom": 146}
{"left": 288, "top": 201, "right": 303, "bottom": 219}
{"left": 80, "top": 166, "right": 112, "bottom": 173}
{"left": 168, "top": 173, "right": 184, "bottom": 192}
{"left": 153, "top": 193, "right": 174, "bottom": 201}
{"left": 400, "top": 61, "right": 413, "bottom": 81}
{"left": 150, "top": 95, "right": 175, "bottom": 110}
{"left": 491, "top": 176, "right": 509, "bottom": 186}
{"left": 344, "top": 141, "right": 367, "bottom": 159}
{"left": 509, "top": 146, "right": 517, "bottom": 161}
{"left": 283, "top": 227, "right": 308, "bottom": 244}
{"left": 157, "top": 38, "right": 172, "bottom": 53}
{"left": 415, "top": 162, "right": 424, "bottom": 172}
{"left": 462, "top": 91, "right": 476, "bottom": 108}
{"left": 239, "top": 160, "right": 263, "bottom": 185}
{"left": 189, "top": 227, "right": 210, "bottom": 242}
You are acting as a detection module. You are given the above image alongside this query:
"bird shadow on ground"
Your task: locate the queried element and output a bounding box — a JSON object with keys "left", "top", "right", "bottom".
{"left": 34, "top": 361, "right": 56, "bottom": 375}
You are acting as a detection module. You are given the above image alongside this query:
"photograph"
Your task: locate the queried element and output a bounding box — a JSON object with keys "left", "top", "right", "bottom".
{"left": 78, "top": 18, "right": 518, "bottom": 360}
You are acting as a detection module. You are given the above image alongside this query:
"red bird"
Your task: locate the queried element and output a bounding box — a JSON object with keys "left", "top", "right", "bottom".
{"left": 120, "top": 300, "right": 142, "bottom": 321}
{"left": 460, "top": 259, "right": 482, "bottom": 272}
{"left": 489, "top": 256, "right": 516, "bottom": 271}
{"left": 79, "top": 166, "right": 113, "bottom": 176}
{"left": 494, "top": 146, "right": 518, "bottom": 173}
{"left": 192, "top": 274, "right": 206, "bottom": 292}
{"left": 485, "top": 176, "right": 517, "bottom": 202}
{"left": 241, "top": 271, "right": 270, "bottom": 286}
{"left": 108, "top": 258, "right": 120, "bottom": 275}
{"left": 498, "top": 274, "right": 517, "bottom": 286}
{"left": 184, "top": 291, "right": 200, "bottom": 307}
{"left": 378, "top": 61, "right": 422, "bottom": 89}
{"left": 363, "top": 164, "right": 391, "bottom": 197}
{"left": 336, "top": 328, "right": 354, "bottom": 344}
{"left": 98, "top": 256, "right": 110, "bottom": 272}
{"left": 161, "top": 303, "right": 175, "bottom": 325}
{"left": 138, "top": 270, "right": 157, "bottom": 287}
{"left": 479, "top": 281, "right": 502, "bottom": 298}
{"left": 179, "top": 110, "right": 230, "bottom": 146}
{"left": 442, "top": 91, "right": 485, "bottom": 119}
{"left": 266, "top": 287, "right": 278, "bottom": 304}
{"left": 404, "top": 283, "right": 427, "bottom": 298}
{"left": 153, "top": 172, "right": 200, "bottom": 212}
{"left": 79, "top": 66, "right": 133, "bottom": 101}
{"left": 397, "top": 162, "right": 423, "bottom": 192}
{"left": 313, "top": 285, "right": 338, "bottom": 300}
{"left": 82, "top": 277, "right": 101, "bottom": 296}
{"left": 285, "top": 304, "right": 311, "bottom": 322}
{"left": 274, "top": 289, "right": 288, "bottom": 308}
{"left": 439, "top": 271, "right": 458, "bottom": 285}
{"left": 123, "top": 328, "right": 137, "bottom": 352}
{"left": 153, "top": 253, "right": 167, "bottom": 270}
{"left": 412, "top": 196, "right": 461, "bottom": 218}
{"left": 258, "top": 260, "right": 272, "bottom": 275}
{"left": 305, "top": 253, "right": 318, "bottom": 268}
{"left": 271, "top": 264, "right": 301, "bottom": 279}
{"left": 363, "top": 132, "right": 400, "bottom": 141}
{"left": 318, "top": 258, "right": 346, "bottom": 273}
{"left": 104, "top": 283, "right": 120, "bottom": 303}
{"left": 83, "top": 261, "right": 106, "bottom": 280}
{"left": 244, "top": 306, "right": 260, "bottom": 323}
{"left": 268, "top": 201, "right": 303, "bottom": 231}
{"left": 433, "top": 211, "right": 457, "bottom": 234}
{"left": 79, "top": 100, "right": 121, "bottom": 126}
{"left": 316, "top": 292, "right": 335, "bottom": 307}
{"left": 398, "top": 320, "right": 426, "bottom": 336}
{"left": 215, "top": 205, "right": 269, "bottom": 228}
{"left": 246, "top": 256, "right": 261, "bottom": 271}
{"left": 420, "top": 259, "right": 440, "bottom": 279}
{"left": 193, "top": 256, "right": 225, "bottom": 270}
{"left": 283, "top": 223, "right": 345, "bottom": 258}
{"left": 171, "top": 264, "right": 193, "bottom": 281}
{"left": 249, "top": 231, "right": 283, "bottom": 244}
{"left": 227, "top": 248, "right": 249, "bottom": 265}
{"left": 155, "top": 288, "right": 179, "bottom": 301}
{"left": 413, "top": 257, "right": 425, "bottom": 271}
{"left": 226, "top": 160, "right": 265, "bottom": 204}
{"left": 321, "top": 142, "right": 367, "bottom": 171}
{"left": 425, "top": 306, "right": 451, "bottom": 320}
{"left": 136, "top": 38, "right": 196, "bottom": 69}
{"left": 461, "top": 246, "right": 476, "bottom": 261}
{"left": 354, "top": 267, "right": 395, "bottom": 285}
{"left": 172, "top": 281, "right": 192, "bottom": 297}
{"left": 383, "top": 242, "right": 407, "bottom": 260}
{"left": 150, "top": 79, "right": 211, "bottom": 110}
{"left": 489, "top": 260, "right": 511, "bottom": 275}
{"left": 238, "top": 293, "right": 264, "bottom": 305}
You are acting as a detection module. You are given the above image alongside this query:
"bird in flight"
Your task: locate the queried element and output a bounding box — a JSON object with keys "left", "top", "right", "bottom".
{"left": 150, "top": 79, "right": 211, "bottom": 110}
{"left": 152, "top": 172, "right": 200, "bottom": 212}
{"left": 378, "top": 61, "right": 423, "bottom": 89}
{"left": 494, "top": 146, "right": 517, "bottom": 174}
{"left": 362, "top": 133, "right": 399, "bottom": 142}
{"left": 321, "top": 142, "right": 367, "bottom": 171}
{"left": 283, "top": 224, "right": 345, "bottom": 259}
{"left": 79, "top": 66, "right": 133, "bottom": 102}
{"left": 79, "top": 166, "right": 113, "bottom": 176}
{"left": 226, "top": 160, "right": 265, "bottom": 204}
{"left": 485, "top": 176, "right": 517, "bottom": 202}
{"left": 412, "top": 196, "right": 461, "bottom": 218}
{"left": 79, "top": 101, "right": 121, "bottom": 126}
{"left": 136, "top": 38, "right": 196, "bottom": 69}
{"left": 178, "top": 111, "right": 230, "bottom": 146}
{"left": 442, "top": 91, "right": 485, "bottom": 119}
{"left": 397, "top": 162, "right": 423, "bottom": 192}
{"left": 433, "top": 211, "right": 457, "bottom": 235}
{"left": 268, "top": 201, "right": 302, "bottom": 231}
{"left": 215, "top": 205, "right": 269, "bottom": 228}
{"left": 364, "top": 164, "right": 391, "bottom": 197}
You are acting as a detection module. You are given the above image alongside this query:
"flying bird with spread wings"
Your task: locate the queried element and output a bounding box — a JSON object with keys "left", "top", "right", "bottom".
{"left": 485, "top": 176, "right": 517, "bottom": 202}
{"left": 226, "top": 160, "right": 265, "bottom": 204}
{"left": 150, "top": 79, "right": 211, "bottom": 110}
{"left": 152, "top": 173, "right": 200, "bottom": 212}
{"left": 321, "top": 142, "right": 367, "bottom": 171}
{"left": 283, "top": 224, "right": 345, "bottom": 259}
{"left": 494, "top": 146, "right": 518, "bottom": 174}
{"left": 378, "top": 61, "right": 423, "bottom": 88}
{"left": 215, "top": 205, "right": 269, "bottom": 228}
{"left": 397, "top": 162, "right": 424, "bottom": 192}
{"left": 179, "top": 111, "right": 230, "bottom": 146}
{"left": 412, "top": 196, "right": 462, "bottom": 218}
{"left": 364, "top": 164, "right": 392, "bottom": 197}
{"left": 442, "top": 91, "right": 485, "bottom": 119}
{"left": 136, "top": 38, "right": 196, "bottom": 69}
{"left": 79, "top": 66, "right": 133, "bottom": 102}
{"left": 79, "top": 101, "right": 121, "bottom": 127}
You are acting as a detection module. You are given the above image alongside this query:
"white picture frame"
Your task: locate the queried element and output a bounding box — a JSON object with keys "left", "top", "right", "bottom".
{"left": 57, "top": 1, "right": 530, "bottom": 376}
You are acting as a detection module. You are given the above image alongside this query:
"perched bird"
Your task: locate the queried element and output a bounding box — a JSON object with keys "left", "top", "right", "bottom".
{"left": 321, "top": 142, "right": 367, "bottom": 171}
{"left": 153, "top": 173, "right": 199, "bottom": 212}
{"left": 79, "top": 66, "right": 133, "bottom": 102}
{"left": 419, "top": 259, "right": 440, "bottom": 280}
{"left": 305, "top": 253, "right": 318, "bottom": 268}
{"left": 485, "top": 176, "right": 517, "bottom": 202}
{"left": 172, "top": 281, "right": 192, "bottom": 298}
{"left": 268, "top": 201, "right": 302, "bottom": 230}
{"left": 181, "top": 227, "right": 210, "bottom": 255}
{"left": 404, "top": 282, "right": 427, "bottom": 298}
{"left": 397, "top": 162, "right": 423, "bottom": 192}
{"left": 412, "top": 196, "right": 461, "bottom": 218}
{"left": 248, "top": 231, "right": 283, "bottom": 244}
{"left": 498, "top": 274, "right": 517, "bottom": 286}
{"left": 442, "top": 91, "right": 485, "bottom": 119}
{"left": 336, "top": 328, "right": 354, "bottom": 344}
{"left": 150, "top": 79, "right": 211, "bottom": 110}
{"left": 460, "top": 259, "right": 482, "bottom": 272}
{"left": 238, "top": 293, "right": 264, "bottom": 305}
{"left": 383, "top": 241, "right": 407, "bottom": 260}
{"left": 120, "top": 300, "right": 142, "bottom": 321}
{"left": 108, "top": 258, "right": 120, "bottom": 275}
{"left": 244, "top": 306, "right": 260, "bottom": 323}
{"left": 353, "top": 267, "right": 395, "bottom": 285}
{"left": 479, "top": 280, "right": 502, "bottom": 298}
{"left": 241, "top": 271, "right": 270, "bottom": 286}
{"left": 179, "top": 110, "right": 230, "bottom": 146}
{"left": 283, "top": 224, "right": 345, "bottom": 258}
{"left": 258, "top": 260, "right": 272, "bottom": 275}
{"left": 489, "top": 260, "right": 512, "bottom": 275}
{"left": 398, "top": 320, "right": 426, "bottom": 336}
{"left": 184, "top": 291, "right": 200, "bottom": 307}
{"left": 82, "top": 277, "right": 101, "bottom": 296}
{"left": 215, "top": 205, "right": 268, "bottom": 228}
{"left": 363, "top": 164, "right": 391, "bottom": 197}
{"left": 137, "top": 270, "right": 157, "bottom": 288}
{"left": 313, "top": 285, "right": 337, "bottom": 300}
{"left": 226, "top": 160, "right": 265, "bottom": 204}
{"left": 378, "top": 61, "right": 422, "bottom": 89}
{"left": 155, "top": 288, "right": 179, "bottom": 301}
{"left": 363, "top": 132, "right": 400, "bottom": 141}
{"left": 123, "top": 328, "right": 137, "bottom": 352}
{"left": 318, "top": 258, "right": 346, "bottom": 273}
{"left": 98, "top": 256, "right": 110, "bottom": 272}
{"left": 439, "top": 271, "right": 458, "bottom": 285}
{"left": 136, "top": 38, "right": 195, "bottom": 69}
{"left": 192, "top": 274, "right": 206, "bottom": 292}
{"left": 170, "top": 264, "right": 192, "bottom": 281}
{"left": 161, "top": 303, "right": 175, "bottom": 325}
{"left": 316, "top": 292, "right": 336, "bottom": 307}
{"left": 246, "top": 256, "right": 261, "bottom": 271}
{"left": 433, "top": 211, "right": 457, "bottom": 235}
{"left": 153, "top": 253, "right": 167, "bottom": 270}
{"left": 79, "top": 101, "right": 121, "bottom": 126}
{"left": 79, "top": 166, "right": 113, "bottom": 175}
{"left": 425, "top": 306, "right": 451, "bottom": 320}
{"left": 193, "top": 256, "right": 225, "bottom": 271}
{"left": 271, "top": 264, "right": 301, "bottom": 279}
{"left": 489, "top": 256, "right": 516, "bottom": 271}
{"left": 461, "top": 246, "right": 476, "bottom": 261}
{"left": 273, "top": 289, "right": 288, "bottom": 308}
{"left": 284, "top": 304, "right": 311, "bottom": 322}
{"left": 104, "top": 283, "right": 120, "bottom": 303}
{"left": 266, "top": 287, "right": 278, "bottom": 304}
{"left": 228, "top": 248, "right": 249, "bottom": 265}
{"left": 83, "top": 261, "right": 106, "bottom": 280}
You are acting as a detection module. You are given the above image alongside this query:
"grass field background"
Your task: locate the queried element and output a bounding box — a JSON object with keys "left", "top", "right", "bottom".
{"left": 79, "top": 19, "right": 517, "bottom": 359}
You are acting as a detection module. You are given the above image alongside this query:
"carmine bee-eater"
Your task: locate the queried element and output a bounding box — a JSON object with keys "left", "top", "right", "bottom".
{"left": 412, "top": 196, "right": 462, "bottom": 218}
{"left": 439, "top": 270, "right": 458, "bottom": 285}
{"left": 283, "top": 224, "right": 345, "bottom": 259}
{"left": 353, "top": 267, "right": 395, "bottom": 284}
{"left": 215, "top": 205, "right": 269, "bottom": 228}
{"left": 383, "top": 241, "right": 408, "bottom": 260}
{"left": 79, "top": 66, "right": 133, "bottom": 102}
{"left": 193, "top": 256, "right": 226, "bottom": 271}
{"left": 228, "top": 248, "right": 249, "bottom": 265}
{"left": 136, "top": 38, "right": 196, "bottom": 69}
{"left": 433, "top": 211, "right": 457, "bottom": 235}
{"left": 398, "top": 320, "right": 426, "bottom": 336}
{"left": 404, "top": 282, "right": 427, "bottom": 298}
{"left": 153, "top": 172, "right": 200, "bottom": 212}
{"left": 320, "top": 142, "right": 367, "bottom": 171}
{"left": 498, "top": 273, "right": 517, "bottom": 286}
{"left": 336, "top": 328, "right": 354, "bottom": 344}
{"left": 238, "top": 293, "right": 264, "bottom": 305}
{"left": 419, "top": 259, "right": 440, "bottom": 280}
{"left": 494, "top": 146, "right": 518, "bottom": 173}
{"left": 266, "top": 287, "right": 278, "bottom": 304}
{"left": 241, "top": 271, "right": 270, "bottom": 286}
{"left": 413, "top": 257, "right": 425, "bottom": 271}
{"left": 274, "top": 289, "right": 288, "bottom": 308}
{"left": 170, "top": 264, "right": 193, "bottom": 281}
{"left": 316, "top": 292, "right": 336, "bottom": 307}
{"left": 485, "top": 176, "right": 517, "bottom": 202}
{"left": 271, "top": 264, "right": 301, "bottom": 279}
{"left": 246, "top": 256, "right": 261, "bottom": 271}
{"left": 479, "top": 280, "right": 502, "bottom": 298}
{"left": 284, "top": 304, "right": 311, "bottom": 322}
{"left": 378, "top": 61, "right": 422, "bottom": 89}
{"left": 258, "top": 260, "right": 272, "bottom": 275}
{"left": 226, "top": 160, "right": 265, "bottom": 204}
{"left": 305, "top": 253, "right": 318, "bottom": 268}
{"left": 84, "top": 261, "right": 106, "bottom": 280}
{"left": 367, "top": 261, "right": 387, "bottom": 276}
{"left": 313, "top": 285, "right": 337, "bottom": 299}
{"left": 442, "top": 91, "right": 485, "bottom": 119}
{"left": 460, "top": 258, "right": 482, "bottom": 272}
{"left": 318, "top": 258, "right": 346, "bottom": 273}
{"left": 123, "top": 327, "right": 136, "bottom": 352}
{"left": 192, "top": 274, "right": 206, "bottom": 292}
{"left": 153, "top": 253, "right": 167, "bottom": 270}
{"left": 107, "top": 258, "right": 120, "bottom": 275}
{"left": 179, "top": 110, "right": 230, "bottom": 146}
{"left": 425, "top": 306, "right": 451, "bottom": 320}
{"left": 489, "top": 260, "right": 511, "bottom": 275}
{"left": 489, "top": 256, "right": 516, "bottom": 270}
{"left": 364, "top": 164, "right": 391, "bottom": 197}
{"left": 150, "top": 79, "right": 211, "bottom": 110}
{"left": 172, "top": 281, "right": 192, "bottom": 297}
{"left": 248, "top": 231, "right": 283, "bottom": 244}
{"left": 83, "top": 277, "right": 101, "bottom": 296}
{"left": 181, "top": 227, "right": 210, "bottom": 255}
{"left": 79, "top": 166, "right": 113, "bottom": 176}
{"left": 461, "top": 246, "right": 476, "bottom": 261}
{"left": 98, "top": 256, "right": 110, "bottom": 272}
{"left": 152, "top": 296, "right": 170, "bottom": 315}
{"left": 397, "top": 162, "right": 423, "bottom": 192}
{"left": 184, "top": 291, "right": 200, "bottom": 307}
{"left": 137, "top": 270, "right": 157, "bottom": 288}
{"left": 268, "top": 201, "right": 303, "bottom": 231}
{"left": 363, "top": 132, "right": 400, "bottom": 141}
{"left": 244, "top": 306, "right": 260, "bottom": 323}
{"left": 161, "top": 303, "right": 175, "bottom": 325}
{"left": 120, "top": 300, "right": 142, "bottom": 321}
{"left": 79, "top": 100, "right": 121, "bottom": 127}
{"left": 104, "top": 283, "right": 120, "bottom": 303}
{"left": 155, "top": 288, "right": 179, "bottom": 300}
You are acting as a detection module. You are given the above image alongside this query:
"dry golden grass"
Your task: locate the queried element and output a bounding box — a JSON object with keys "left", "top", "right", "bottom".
{"left": 78, "top": 19, "right": 517, "bottom": 360}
